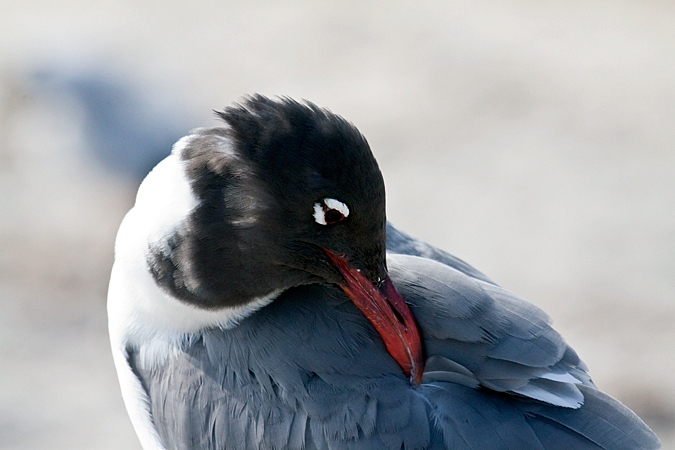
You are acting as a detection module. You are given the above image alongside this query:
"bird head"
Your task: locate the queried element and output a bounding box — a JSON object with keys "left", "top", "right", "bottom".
{"left": 143, "top": 95, "right": 423, "bottom": 382}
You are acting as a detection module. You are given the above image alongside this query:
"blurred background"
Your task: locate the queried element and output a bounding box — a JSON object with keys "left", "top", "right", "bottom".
{"left": 1, "top": 0, "right": 674, "bottom": 448}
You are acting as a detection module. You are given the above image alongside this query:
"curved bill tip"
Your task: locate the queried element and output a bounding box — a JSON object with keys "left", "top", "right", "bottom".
{"left": 325, "top": 250, "right": 424, "bottom": 384}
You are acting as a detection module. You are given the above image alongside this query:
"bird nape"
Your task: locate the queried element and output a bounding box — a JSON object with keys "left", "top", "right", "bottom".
{"left": 108, "top": 95, "right": 661, "bottom": 450}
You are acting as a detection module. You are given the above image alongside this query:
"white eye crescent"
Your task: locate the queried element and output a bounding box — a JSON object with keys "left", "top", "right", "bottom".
{"left": 313, "top": 198, "right": 350, "bottom": 225}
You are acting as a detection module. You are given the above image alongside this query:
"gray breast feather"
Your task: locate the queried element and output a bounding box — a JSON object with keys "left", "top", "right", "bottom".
{"left": 127, "top": 225, "right": 660, "bottom": 450}
{"left": 129, "top": 286, "right": 431, "bottom": 450}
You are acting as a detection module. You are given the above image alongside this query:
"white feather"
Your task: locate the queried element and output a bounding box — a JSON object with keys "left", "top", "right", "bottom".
{"left": 512, "top": 381, "right": 584, "bottom": 409}
{"left": 324, "top": 198, "right": 350, "bottom": 217}
{"left": 313, "top": 197, "right": 350, "bottom": 225}
{"left": 313, "top": 202, "right": 327, "bottom": 225}
{"left": 108, "top": 136, "right": 280, "bottom": 450}
{"left": 540, "top": 371, "right": 584, "bottom": 384}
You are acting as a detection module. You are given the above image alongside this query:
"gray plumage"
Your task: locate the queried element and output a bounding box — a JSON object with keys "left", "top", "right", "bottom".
{"left": 128, "top": 223, "right": 659, "bottom": 450}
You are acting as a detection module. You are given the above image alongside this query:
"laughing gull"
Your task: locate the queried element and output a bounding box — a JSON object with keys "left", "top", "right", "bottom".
{"left": 108, "top": 95, "right": 661, "bottom": 450}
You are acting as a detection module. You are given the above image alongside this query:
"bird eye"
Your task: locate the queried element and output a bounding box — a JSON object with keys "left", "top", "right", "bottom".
{"left": 324, "top": 208, "right": 344, "bottom": 224}
{"left": 313, "top": 198, "right": 350, "bottom": 225}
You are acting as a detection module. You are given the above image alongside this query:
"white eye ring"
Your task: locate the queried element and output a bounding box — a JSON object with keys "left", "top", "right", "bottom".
{"left": 313, "top": 198, "right": 350, "bottom": 225}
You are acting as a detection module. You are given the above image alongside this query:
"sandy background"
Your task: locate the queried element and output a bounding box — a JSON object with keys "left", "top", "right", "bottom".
{"left": 1, "top": 1, "right": 674, "bottom": 448}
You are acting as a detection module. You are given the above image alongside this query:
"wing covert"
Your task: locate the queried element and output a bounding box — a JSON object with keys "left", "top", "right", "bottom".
{"left": 386, "top": 253, "right": 592, "bottom": 408}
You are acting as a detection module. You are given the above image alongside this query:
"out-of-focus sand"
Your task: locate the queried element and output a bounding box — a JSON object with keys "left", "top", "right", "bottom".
{"left": 1, "top": 1, "right": 673, "bottom": 448}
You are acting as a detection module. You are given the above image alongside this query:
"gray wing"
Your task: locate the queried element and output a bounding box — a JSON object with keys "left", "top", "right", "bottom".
{"left": 387, "top": 221, "right": 593, "bottom": 405}
{"left": 387, "top": 253, "right": 593, "bottom": 408}
{"left": 385, "top": 251, "right": 660, "bottom": 450}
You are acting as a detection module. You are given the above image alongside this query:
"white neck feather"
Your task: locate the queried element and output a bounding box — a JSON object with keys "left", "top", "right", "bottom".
{"left": 107, "top": 135, "right": 279, "bottom": 366}
{"left": 107, "top": 135, "right": 281, "bottom": 450}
